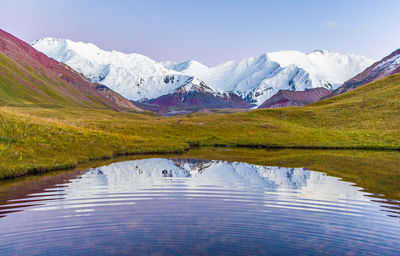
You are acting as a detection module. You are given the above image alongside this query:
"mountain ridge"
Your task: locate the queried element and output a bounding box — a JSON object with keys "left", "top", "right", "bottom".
{"left": 330, "top": 49, "right": 400, "bottom": 96}
{"left": 32, "top": 38, "right": 373, "bottom": 109}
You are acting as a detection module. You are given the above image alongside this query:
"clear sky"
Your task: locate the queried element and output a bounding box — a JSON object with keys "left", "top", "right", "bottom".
{"left": 1, "top": 0, "right": 399, "bottom": 65}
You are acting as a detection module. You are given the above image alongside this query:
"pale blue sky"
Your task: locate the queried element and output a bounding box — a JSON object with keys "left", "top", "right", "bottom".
{"left": 1, "top": 0, "right": 399, "bottom": 65}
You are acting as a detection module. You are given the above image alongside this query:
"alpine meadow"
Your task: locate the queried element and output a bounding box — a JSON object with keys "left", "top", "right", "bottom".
{"left": 1, "top": 1, "right": 400, "bottom": 255}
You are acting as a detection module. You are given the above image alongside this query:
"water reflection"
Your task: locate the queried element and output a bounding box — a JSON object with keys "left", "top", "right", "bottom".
{"left": 0, "top": 158, "right": 399, "bottom": 255}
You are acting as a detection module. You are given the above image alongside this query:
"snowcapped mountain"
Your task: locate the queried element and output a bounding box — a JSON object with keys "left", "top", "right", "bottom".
{"left": 32, "top": 38, "right": 373, "bottom": 109}
{"left": 32, "top": 38, "right": 211, "bottom": 102}
{"left": 331, "top": 49, "right": 400, "bottom": 96}
{"left": 164, "top": 55, "right": 313, "bottom": 105}
{"left": 167, "top": 51, "right": 373, "bottom": 105}
{"left": 267, "top": 50, "right": 373, "bottom": 88}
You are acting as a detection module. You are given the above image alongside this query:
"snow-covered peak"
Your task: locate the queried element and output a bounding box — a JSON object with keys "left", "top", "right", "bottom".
{"left": 173, "top": 77, "right": 216, "bottom": 95}
{"left": 166, "top": 60, "right": 209, "bottom": 73}
{"left": 168, "top": 53, "right": 280, "bottom": 93}
{"left": 33, "top": 37, "right": 172, "bottom": 78}
{"left": 160, "top": 60, "right": 177, "bottom": 69}
{"left": 266, "top": 50, "right": 374, "bottom": 88}
{"left": 309, "top": 49, "right": 332, "bottom": 55}
{"left": 33, "top": 38, "right": 211, "bottom": 101}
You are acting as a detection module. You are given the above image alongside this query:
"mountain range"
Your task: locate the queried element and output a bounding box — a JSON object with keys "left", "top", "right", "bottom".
{"left": 32, "top": 38, "right": 373, "bottom": 112}
{"left": 2, "top": 29, "right": 399, "bottom": 114}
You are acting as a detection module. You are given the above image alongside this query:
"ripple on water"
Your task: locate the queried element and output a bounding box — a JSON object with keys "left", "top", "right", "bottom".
{"left": 0, "top": 158, "right": 399, "bottom": 255}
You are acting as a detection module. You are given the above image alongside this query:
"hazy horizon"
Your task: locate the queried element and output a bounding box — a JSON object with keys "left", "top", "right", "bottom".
{"left": 1, "top": 0, "right": 399, "bottom": 65}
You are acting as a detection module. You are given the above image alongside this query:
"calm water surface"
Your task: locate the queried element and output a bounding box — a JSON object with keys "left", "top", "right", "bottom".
{"left": 0, "top": 158, "right": 399, "bottom": 255}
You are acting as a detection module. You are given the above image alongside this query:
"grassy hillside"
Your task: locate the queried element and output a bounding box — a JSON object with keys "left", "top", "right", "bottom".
{"left": 0, "top": 28, "right": 141, "bottom": 111}
{"left": 0, "top": 73, "right": 400, "bottom": 179}
{"left": 0, "top": 51, "right": 127, "bottom": 111}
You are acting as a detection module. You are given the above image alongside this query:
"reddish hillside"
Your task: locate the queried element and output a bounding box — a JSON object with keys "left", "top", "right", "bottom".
{"left": 258, "top": 88, "right": 331, "bottom": 109}
{"left": 138, "top": 83, "right": 252, "bottom": 114}
{"left": 0, "top": 29, "right": 141, "bottom": 111}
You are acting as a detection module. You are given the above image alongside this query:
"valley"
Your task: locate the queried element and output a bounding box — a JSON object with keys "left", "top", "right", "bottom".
{"left": 1, "top": 72, "right": 400, "bottom": 179}
{"left": 1, "top": 2, "right": 400, "bottom": 254}
{"left": 0, "top": 28, "right": 400, "bottom": 180}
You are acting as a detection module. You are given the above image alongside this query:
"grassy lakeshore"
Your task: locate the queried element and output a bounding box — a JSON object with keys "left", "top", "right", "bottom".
{"left": 1, "top": 148, "right": 399, "bottom": 203}
{"left": 1, "top": 74, "right": 400, "bottom": 178}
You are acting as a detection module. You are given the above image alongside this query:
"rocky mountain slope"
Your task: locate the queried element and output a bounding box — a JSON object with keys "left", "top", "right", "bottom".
{"left": 0, "top": 29, "right": 141, "bottom": 111}
{"left": 331, "top": 49, "right": 400, "bottom": 96}
{"left": 32, "top": 38, "right": 373, "bottom": 109}
{"left": 258, "top": 87, "right": 331, "bottom": 109}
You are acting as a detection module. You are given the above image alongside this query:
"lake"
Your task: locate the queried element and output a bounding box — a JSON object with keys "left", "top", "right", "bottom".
{"left": 0, "top": 152, "right": 399, "bottom": 255}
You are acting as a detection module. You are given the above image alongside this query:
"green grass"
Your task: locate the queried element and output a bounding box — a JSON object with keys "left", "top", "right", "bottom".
{"left": 1, "top": 67, "right": 400, "bottom": 179}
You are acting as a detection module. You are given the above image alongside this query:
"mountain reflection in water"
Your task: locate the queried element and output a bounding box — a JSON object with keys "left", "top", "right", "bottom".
{"left": 0, "top": 158, "right": 399, "bottom": 255}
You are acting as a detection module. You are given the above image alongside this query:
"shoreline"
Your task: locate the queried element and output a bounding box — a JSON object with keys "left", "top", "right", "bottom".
{"left": 2, "top": 144, "right": 400, "bottom": 181}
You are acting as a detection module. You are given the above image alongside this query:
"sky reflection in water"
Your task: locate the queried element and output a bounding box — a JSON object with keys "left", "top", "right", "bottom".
{"left": 0, "top": 158, "right": 399, "bottom": 255}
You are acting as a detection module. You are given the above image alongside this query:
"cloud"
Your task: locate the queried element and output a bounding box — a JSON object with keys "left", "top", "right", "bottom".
{"left": 326, "top": 21, "right": 338, "bottom": 30}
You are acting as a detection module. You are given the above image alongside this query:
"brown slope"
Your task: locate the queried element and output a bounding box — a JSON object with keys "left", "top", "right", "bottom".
{"left": 137, "top": 83, "right": 252, "bottom": 114}
{"left": 258, "top": 88, "right": 331, "bottom": 109}
{"left": 330, "top": 49, "right": 400, "bottom": 96}
{"left": 0, "top": 28, "right": 141, "bottom": 111}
